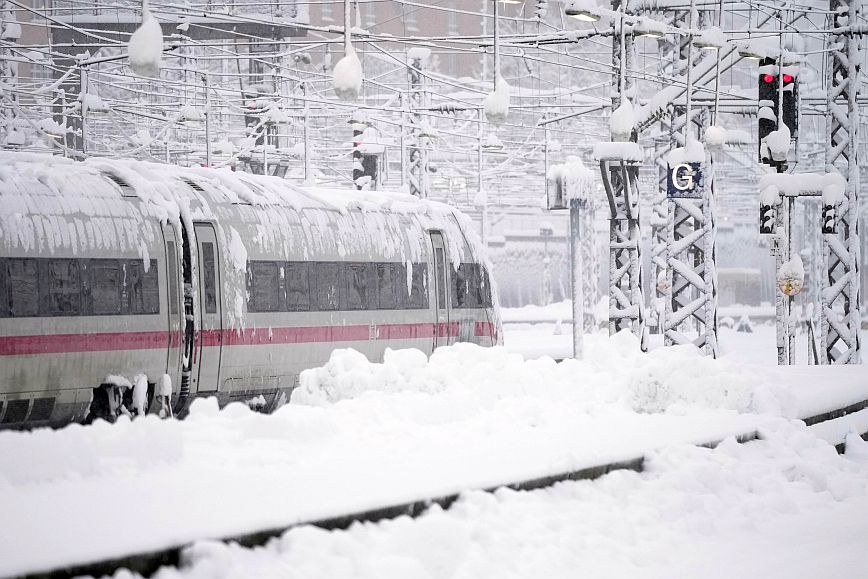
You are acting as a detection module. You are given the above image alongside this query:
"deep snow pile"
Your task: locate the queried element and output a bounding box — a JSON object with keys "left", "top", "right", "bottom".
{"left": 294, "top": 332, "right": 793, "bottom": 417}
{"left": 137, "top": 423, "right": 868, "bottom": 579}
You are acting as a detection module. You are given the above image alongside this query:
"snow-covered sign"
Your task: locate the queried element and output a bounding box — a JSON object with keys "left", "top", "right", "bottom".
{"left": 333, "top": 47, "right": 362, "bottom": 101}
{"left": 665, "top": 140, "right": 705, "bottom": 199}
{"left": 128, "top": 1, "right": 163, "bottom": 78}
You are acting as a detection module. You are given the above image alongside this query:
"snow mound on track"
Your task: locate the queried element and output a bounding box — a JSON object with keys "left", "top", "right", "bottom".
{"left": 294, "top": 331, "right": 794, "bottom": 417}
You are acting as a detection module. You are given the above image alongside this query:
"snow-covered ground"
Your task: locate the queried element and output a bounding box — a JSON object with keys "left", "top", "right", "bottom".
{"left": 138, "top": 424, "right": 868, "bottom": 579}
{"left": 0, "top": 325, "right": 866, "bottom": 577}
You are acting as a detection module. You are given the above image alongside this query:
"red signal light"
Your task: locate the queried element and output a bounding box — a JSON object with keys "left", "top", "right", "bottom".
{"left": 762, "top": 74, "right": 775, "bottom": 83}
{"left": 782, "top": 74, "right": 794, "bottom": 83}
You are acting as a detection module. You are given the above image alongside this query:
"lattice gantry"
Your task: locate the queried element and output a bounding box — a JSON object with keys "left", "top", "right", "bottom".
{"left": 599, "top": 157, "right": 646, "bottom": 346}
{"left": 823, "top": 0, "right": 862, "bottom": 364}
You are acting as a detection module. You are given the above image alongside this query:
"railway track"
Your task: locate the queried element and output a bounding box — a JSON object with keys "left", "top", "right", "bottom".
{"left": 13, "top": 398, "right": 868, "bottom": 579}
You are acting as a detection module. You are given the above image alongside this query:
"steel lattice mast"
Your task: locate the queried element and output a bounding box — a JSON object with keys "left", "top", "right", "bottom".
{"left": 822, "top": 0, "right": 862, "bottom": 363}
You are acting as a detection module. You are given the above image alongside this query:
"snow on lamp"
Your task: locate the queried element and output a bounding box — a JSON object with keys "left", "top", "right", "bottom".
{"left": 333, "top": 46, "right": 362, "bottom": 101}
{"left": 565, "top": 0, "right": 600, "bottom": 22}
{"left": 128, "top": 0, "right": 163, "bottom": 77}
{"left": 484, "top": 75, "right": 510, "bottom": 125}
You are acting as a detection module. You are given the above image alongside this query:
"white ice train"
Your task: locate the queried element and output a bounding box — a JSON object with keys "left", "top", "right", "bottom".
{"left": 0, "top": 152, "right": 501, "bottom": 429}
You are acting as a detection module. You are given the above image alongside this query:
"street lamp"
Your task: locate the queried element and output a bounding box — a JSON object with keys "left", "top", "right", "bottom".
{"left": 565, "top": 0, "right": 601, "bottom": 22}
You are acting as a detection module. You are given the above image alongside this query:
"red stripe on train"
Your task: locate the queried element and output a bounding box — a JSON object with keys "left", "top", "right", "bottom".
{"left": 0, "top": 321, "right": 491, "bottom": 356}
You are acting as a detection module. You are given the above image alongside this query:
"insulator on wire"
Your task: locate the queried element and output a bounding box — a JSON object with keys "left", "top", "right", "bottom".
{"left": 535, "top": 0, "right": 547, "bottom": 20}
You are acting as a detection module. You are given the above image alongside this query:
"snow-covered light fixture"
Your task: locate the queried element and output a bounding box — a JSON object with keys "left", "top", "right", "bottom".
{"left": 632, "top": 18, "right": 666, "bottom": 39}
{"left": 333, "top": 0, "right": 363, "bottom": 101}
{"left": 483, "top": 76, "right": 511, "bottom": 124}
{"left": 128, "top": 0, "right": 163, "bottom": 77}
{"left": 736, "top": 40, "right": 766, "bottom": 60}
{"left": 333, "top": 46, "right": 362, "bottom": 101}
{"left": 694, "top": 27, "right": 725, "bottom": 50}
{"left": 565, "top": 0, "right": 600, "bottom": 22}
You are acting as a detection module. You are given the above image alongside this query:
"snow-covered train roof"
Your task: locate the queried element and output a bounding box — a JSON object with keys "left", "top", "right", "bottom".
{"left": 0, "top": 152, "right": 485, "bottom": 269}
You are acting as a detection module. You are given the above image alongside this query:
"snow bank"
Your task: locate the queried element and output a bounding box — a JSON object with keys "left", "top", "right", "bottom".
{"left": 295, "top": 335, "right": 790, "bottom": 416}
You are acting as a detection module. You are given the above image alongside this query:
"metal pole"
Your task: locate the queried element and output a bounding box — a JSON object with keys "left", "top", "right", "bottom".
{"left": 79, "top": 67, "right": 87, "bottom": 155}
{"left": 344, "top": 0, "right": 352, "bottom": 54}
{"left": 683, "top": 0, "right": 696, "bottom": 140}
{"left": 571, "top": 198, "right": 585, "bottom": 359}
{"left": 302, "top": 82, "right": 311, "bottom": 184}
{"left": 399, "top": 92, "right": 406, "bottom": 189}
{"left": 711, "top": 0, "right": 724, "bottom": 124}
{"left": 493, "top": 0, "right": 500, "bottom": 89}
{"left": 204, "top": 73, "right": 211, "bottom": 167}
{"left": 478, "top": 108, "right": 486, "bottom": 242}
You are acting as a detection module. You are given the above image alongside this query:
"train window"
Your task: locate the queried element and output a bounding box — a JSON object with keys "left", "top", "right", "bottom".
{"left": 167, "top": 242, "right": 179, "bottom": 316}
{"left": 346, "top": 263, "right": 375, "bottom": 310}
{"left": 249, "top": 261, "right": 282, "bottom": 312}
{"left": 47, "top": 259, "right": 81, "bottom": 316}
{"left": 434, "top": 248, "right": 447, "bottom": 310}
{"left": 286, "top": 262, "right": 311, "bottom": 311}
{"left": 129, "top": 260, "right": 159, "bottom": 315}
{"left": 201, "top": 242, "right": 217, "bottom": 314}
{"left": 0, "top": 260, "right": 6, "bottom": 317}
{"left": 90, "top": 260, "right": 122, "bottom": 315}
{"left": 478, "top": 265, "right": 493, "bottom": 308}
{"left": 409, "top": 263, "right": 429, "bottom": 309}
{"left": 452, "top": 263, "right": 477, "bottom": 309}
{"left": 315, "top": 262, "right": 342, "bottom": 311}
{"left": 377, "top": 263, "right": 397, "bottom": 309}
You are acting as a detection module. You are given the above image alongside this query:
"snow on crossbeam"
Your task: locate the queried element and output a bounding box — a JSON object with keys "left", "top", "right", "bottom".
{"left": 592, "top": 141, "right": 644, "bottom": 162}
{"left": 758, "top": 172, "right": 846, "bottom": 201}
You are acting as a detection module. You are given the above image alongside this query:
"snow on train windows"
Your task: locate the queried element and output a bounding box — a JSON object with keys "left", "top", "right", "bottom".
{"left": 0, "top": 258, "right": 158, "bottom": 318}
{"left": 346, "top": 263, "right": 377, "bottom": 310}
{"left": 128, "top": 260, "right": 160, "bottom": 315}
{"left": 244, "top": 260, "right": 430, "bottom": 313}
{"left": 87, "top": 260, "right": 123, "bottom": 315}
{"left": 452, "top": 263, "right": 493, "bottom": 309}
{"left": 6, "top": 259, "right": 39, "bottom": 317}
{"left": 248, "top": 261, "right": 283, "bottom": 313}
{"left": 166, "top": 242, "right": 180, "bottom": 316}
{"left": 376, "top": 263, "right": 398, "bottom": 309}
{"left": 315, "top": 262, "right": 343, "bottom": 311}
{"left": 201, "top": 242, "right": 218, "bottom": 314}
{"left": 46, "top": 259, "right": 81, "bottom": 315}
{"left": 286, "top": 262, "right": 311, "bottom": 312}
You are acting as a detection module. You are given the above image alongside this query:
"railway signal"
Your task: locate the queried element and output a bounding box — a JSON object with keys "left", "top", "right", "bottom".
{"left": 758, "top": 57, "right": 800, "bottom": 165}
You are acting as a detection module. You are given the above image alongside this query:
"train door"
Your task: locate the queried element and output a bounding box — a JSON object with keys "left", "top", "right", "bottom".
{"left": 194, "top": 222, "right": 223, "bottom": 392}
{"left": 430, "top": 231, "right": 451, "bottom": 349}
{"left": 162, "top": 223, "right": 183, "bottom": 386}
